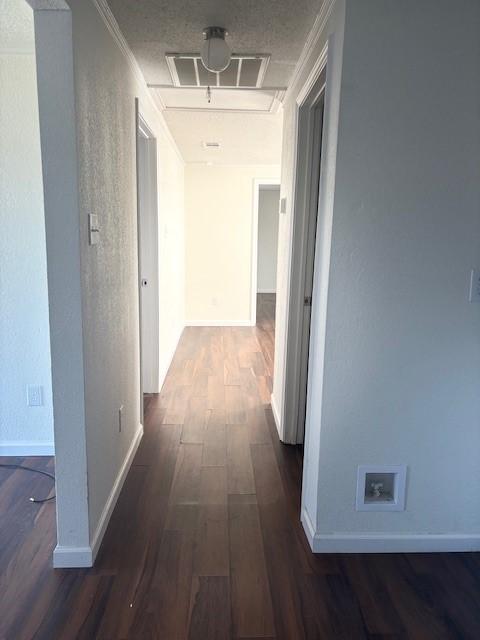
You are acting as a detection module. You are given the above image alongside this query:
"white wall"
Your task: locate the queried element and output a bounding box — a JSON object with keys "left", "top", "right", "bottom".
{"left": 0, "top": 0, "right": 54, "bottom": 455}
{"left": 185, "top": 164, "right": 280, "bottom": 325}
{"left": 66, "top": 0, "right": 185, "bottom": 549}
{"left": 257, "top": 187, "right": 280, "bottom": 293}
{"left": 278, "top": 0, "right": 480, "bottom": 550}
{"left": 312, "top": 0, "right": 480, "bottom": 546}
{"left": 28, "top": 0, "right": 185, "bottom": 565}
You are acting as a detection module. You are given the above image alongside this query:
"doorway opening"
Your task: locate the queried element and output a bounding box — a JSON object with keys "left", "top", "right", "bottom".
{"left": 0, "top": 0, "right": 57, "bottom": 531}
{"left": 282, "top": 59, "right": 327, "bottom": 445}
{"left": 136, "top": 104, "right": 160, "bottom": 421}
{"left": 251, "top": 179, "right": 281, "bottom": 378}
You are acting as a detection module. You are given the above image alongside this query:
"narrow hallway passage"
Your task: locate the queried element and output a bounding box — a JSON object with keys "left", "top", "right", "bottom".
{"left": 90, "top": 304, "right": 312, "bottom": 639}
{"left": 3, "top": 309, "right": 480, "bottom": 638}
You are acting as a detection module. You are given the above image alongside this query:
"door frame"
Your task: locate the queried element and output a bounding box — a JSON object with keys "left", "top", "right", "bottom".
{"left": 250, "top": 178, "right": 281, "bottom": 326}
{"left": 282, "top": 43, "right": 328, "bottom": 445}
{"left": 135, "top": 101, "right": 160, "bottom": 420}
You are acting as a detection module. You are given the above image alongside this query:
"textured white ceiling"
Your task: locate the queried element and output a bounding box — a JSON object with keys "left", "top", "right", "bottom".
{"left": 163, "top": 110, "right": 283, "bottom": 165}
{"left": 106, "top": 0, "right": 323, "bottom": 88}
{"left": 0, "top": 0, "right": 35, "bottom": 53}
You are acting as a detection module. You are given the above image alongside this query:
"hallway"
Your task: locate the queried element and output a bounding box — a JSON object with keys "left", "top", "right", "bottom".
{"left": 2, "top": 308, "right": 480, "bottom": 637}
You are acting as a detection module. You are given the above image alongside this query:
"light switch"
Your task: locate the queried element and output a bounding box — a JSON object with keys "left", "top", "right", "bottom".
{"left": 469, "top": 269, "right": 480, "bottom": 302}
{"left": 89, "top": 213, "right": 100, "bottom": 245}
{"left": 279, "top": 197, "right": 287, "bottom": 214}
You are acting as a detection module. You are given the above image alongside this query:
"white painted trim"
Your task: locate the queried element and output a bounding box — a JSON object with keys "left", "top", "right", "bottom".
{"left": 186, "top": 320, "right": 253, "bottom": 327}
{"left": 27, "top": 1, "right": 69, "bottom": 9}
{"left": 257, "top": 288, "right": 276, "bottom": 294}
{"left": 251, "top": 179, "right": 281, "bottom": 326}
{"left": 53, "top": 545, "right": 92, "bottom": 568}
{"left": 296, "top": 41, "right": 329, "bottom": 107}
{"left": 158, "top": 324, "right": 184, "bottom": 392}
{"left": 136, "top": 108, "right": 160, "bottom": 397}
{"left": 281, "top": 44, "right": 329, "bottom": 445}
{"left": 283, "top": 0, "right": 336, "bottom": 105}
{"left": 33, "top": 5, "right": 91, "bottom": 558}
{"left": 301, "top": 509, "right": 480, "bottom": 553}
{"left": 90, "top": 423, "right": 144, "bottom": 563}
{"left": 270, "top": 393, "right": 282, "bottom": 438}
{"left": 53, "top": 423, "right": 144, "bottom": 568}
{"left": 91, "top": 0, "right": 184, "bottom": 165}
{"left": 0, "top": 442, "right": 55, "bottom": 456}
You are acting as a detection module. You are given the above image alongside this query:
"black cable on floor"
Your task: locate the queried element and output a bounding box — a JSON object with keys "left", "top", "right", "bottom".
{"left": 0, "top": 463, "right": 56, "bottom": 503}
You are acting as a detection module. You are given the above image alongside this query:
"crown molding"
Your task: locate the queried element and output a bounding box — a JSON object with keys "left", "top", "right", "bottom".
{"left": 283, "top": 0, "right": 336, "bottom": 105}
{"left": 91, "top": 0, "right": 184, "bottom": 165}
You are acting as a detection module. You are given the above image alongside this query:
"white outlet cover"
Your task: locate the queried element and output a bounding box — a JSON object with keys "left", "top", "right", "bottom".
{"left": 27, "top": 385, "right": 43, "bottom": 407}
{"left": 356, "top": 464, "right": 407, "bottom": 512}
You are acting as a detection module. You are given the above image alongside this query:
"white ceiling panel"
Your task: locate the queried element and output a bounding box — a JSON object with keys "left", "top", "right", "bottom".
{"left": 163, "top": 110, "right": 283, "bottom": 165}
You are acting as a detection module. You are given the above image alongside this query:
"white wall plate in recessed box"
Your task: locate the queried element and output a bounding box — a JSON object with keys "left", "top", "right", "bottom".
{"left": 356, "top": 464, "right": 407, "bottom": 512}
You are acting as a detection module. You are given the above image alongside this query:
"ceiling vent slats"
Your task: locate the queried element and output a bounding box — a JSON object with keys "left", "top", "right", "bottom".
{"left": 166, "top": 54, "right": 269, "bottom": 88}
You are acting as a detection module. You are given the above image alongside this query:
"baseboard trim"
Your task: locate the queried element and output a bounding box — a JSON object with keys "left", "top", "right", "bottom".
{"left": 270, "top": 393, "right": 282, "bottom": 439}
{"left": 53, "top": 424, "right": 144, "bottom": 569}
{"left": 90, "top": 423, "right": 144, "bottom": 563}
{"left": 186, "top": 320, "right": 253, "bottom": 327}
{"left": 0, "top": 441, "right": 55, "bottom": 456}
{"left": 53, "top": 545, "right": 92, "bottom": 568}
{"left": 301, "top": 508, "right": 480, "bottom": 553}
{"left": 157, "top": 324, "right": 184, "bottom": 393}
{"left": 257, "top": 289, "right": 276, "bottom": 294}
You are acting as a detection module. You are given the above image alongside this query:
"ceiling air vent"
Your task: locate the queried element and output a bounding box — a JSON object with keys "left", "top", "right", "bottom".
{"left": 166, "top": 54, "right": 269, "bottom": 88}
{"left": 202, "top": 141, "right": 221, "bottom": 149}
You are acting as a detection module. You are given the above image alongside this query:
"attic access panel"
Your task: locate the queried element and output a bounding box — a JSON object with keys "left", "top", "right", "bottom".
{"left": 166, "top": 54, "right": 269, "bottom": 88}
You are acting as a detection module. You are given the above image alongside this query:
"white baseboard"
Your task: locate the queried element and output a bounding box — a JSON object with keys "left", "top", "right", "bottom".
{"left": 53, "top": 545, "right": 92, "bottom": 568}
{"left": 186, "top": 320, "right": 253, "bottom": 327}
{"left": 0, "top": 441, "right": 55, "bottom": 457}
{"left": 53, "top": 424, "right": 143, "bottom": 569}
{"left": 270, "top": 393, "right": 282, "bottom": 439}
{"left": 257, "top": 289, "right": 276, "bottom": 294}
{"left": 157, "top": 324, "right": 184, "bottom": 393}
{"left": 301, "top": 508, "right": 480, "bottom": 553}
{"left": 90, "top": 423, "right": 144, "bottom": 563}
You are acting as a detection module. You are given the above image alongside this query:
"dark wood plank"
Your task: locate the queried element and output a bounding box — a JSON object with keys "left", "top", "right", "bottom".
{"left": 228, "top": 497, "right": 276, "bottom": 638}
{"left": 187, "top": 576, "right": 232, "bottom": 640}
{"left": 226, "top": 424, "right": 256, "bottom": 495}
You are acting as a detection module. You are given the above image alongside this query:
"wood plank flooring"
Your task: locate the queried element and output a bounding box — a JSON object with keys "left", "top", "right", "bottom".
{"left": 1, "top": 293, "right": 480, "bottom": 638}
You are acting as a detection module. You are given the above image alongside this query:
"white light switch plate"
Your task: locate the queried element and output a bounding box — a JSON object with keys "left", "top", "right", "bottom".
{"left": 279, "top": 197, "right": 287, "bottom": 214}
{"left": 469, "top": 269, "right": 480, "bottom": 302}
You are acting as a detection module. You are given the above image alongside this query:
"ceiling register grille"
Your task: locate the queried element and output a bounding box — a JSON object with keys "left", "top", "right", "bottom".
{"left": 166, "top": 54, "right": 269, "bottom": 88}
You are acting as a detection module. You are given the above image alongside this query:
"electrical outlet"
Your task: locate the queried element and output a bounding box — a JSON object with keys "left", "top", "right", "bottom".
{"left": 27, "top": 385, "right": 43, "bottom": 407}
{"left": 118, "top": 405, "right": 124, "bottom": 433}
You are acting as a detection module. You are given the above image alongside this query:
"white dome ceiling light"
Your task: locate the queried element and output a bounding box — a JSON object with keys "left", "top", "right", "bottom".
{"left": 201, "top": 26, "right": 230, "bottom": 73}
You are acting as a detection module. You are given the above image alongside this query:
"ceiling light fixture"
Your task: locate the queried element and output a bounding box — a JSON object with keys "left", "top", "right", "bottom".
{"left": 201, "top": 26, "right": 230, "bottom": 72}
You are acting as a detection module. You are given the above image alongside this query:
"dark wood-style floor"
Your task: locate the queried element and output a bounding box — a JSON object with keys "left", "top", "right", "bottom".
{"left": 2, "top": 293, "right": 480, "bottom": 639}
